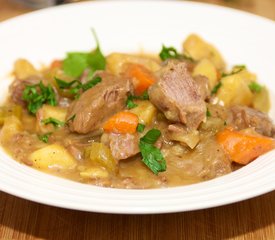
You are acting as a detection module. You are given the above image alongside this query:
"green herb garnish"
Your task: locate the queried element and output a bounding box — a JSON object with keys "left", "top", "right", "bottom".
{"left": 66, "top": 114, "right": 76, "bottom": 124}
{"left": 63, "top": 29, "right": 106, "bottom": 78}
{"left": 139, "top": 129, "right": 166, "bottom": 175}
{"left": 222, "top": 65, "right": 246, "bottom": 78}
{"left": 126, "top": 91, "right": 149, "bottom": 109}
{"left": 38, "top": 132, "right": 52, "bottom": 143}
{"left": 211, "top": 82, "right": 222, "bottom": 95}
{"left": 55, "top": 76, "right": 101, "bottom": 99}
{"left": 249, "top": 82, "right": 262, "bottom": 93}
{"left": 42, "top": 117, "right": 65, "bottom": 128}
{"left": 159, "top": 45, "right": 194, "bottom": 62}
{"left": 22, "top": 81, "right": 57, "bottom": 114}
{"left": 137, "top": 123, "right": 145, "bottom": 133}
{"left": 206, "top": 109, "right": 212, "bottom": 117}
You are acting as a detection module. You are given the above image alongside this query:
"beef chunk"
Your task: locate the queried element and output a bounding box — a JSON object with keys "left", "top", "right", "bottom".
{"left": 228, "top": 105, "right": 275, "bottom": 137}
{"left": 148, "top": 60, "right": 206, "bottom": 129}
{"left": 101, "top": 133, "right": 140, "bottom": 160}
{"left": 193, "top": 75, "right": 210, "bottom": 100}
{"left": 67, "top": 72, "right": 133, "bottom": 133}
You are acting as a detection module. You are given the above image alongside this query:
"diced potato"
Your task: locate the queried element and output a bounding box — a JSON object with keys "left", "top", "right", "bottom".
{"left": 129, "top": 100, "right": 157, "bottom": 125}
{"left": 217, "top": 74, "right": 253, "bottom": 107}
{"left": 86, "top": 142, "right": 117, "bottom": 173}
{"left": 237, "top": 69, "right": 257, "bottom": 84}
{"left": 252, "top": 87, "right": 270, "bottom": 113}
{"left": 192, "top": 58, "right": 218, "bottom": 89}
{"left": 80, "top": 167, "right": 109, "bottom": 179}
{"left": 106, "top": 53, "right": 160, "bottom": 75}
{"left": 0, "top": 116, "right": 22, "bottom": 144}
{"left": 183, "top": 34, "right": 226, "bottom": 70}
{"left": 36, "top": 105, "right": 67, "bottom": 133}
{"left": 169, "top": 130, "right": 200, "bottom": 149}
{"left": 0, "top": 105, "right": 22, "bottom": 125}
{"left": 14, "top": 59, "right": 38, "bottom": 79}
{"left": 30, "top": 144, "right": 76, "bottom": 170}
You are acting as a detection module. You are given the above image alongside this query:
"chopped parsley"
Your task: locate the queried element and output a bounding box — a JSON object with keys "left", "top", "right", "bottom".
{"left": 63, "top": 29, "right": 106, "bottom": 78}
{"left": 126, "top": 91, "right": 149, "bottom": 109}
{"left": 249, "top": 82, "right": 262, "bottom": 93}
{"left": 38, "top": 132, "right": 52, "bottom": 143}
{"left": 222, "top": 65, "right": 246, "bottom": 78}
{"left": 42, "top": 117, "right": 65, "bottom": 128}
{"left": 66, "top": 114, "right": 76, "bottom": 124}
{"left": 159, "top": 45, "right": 194, "bottom": 62}
{"left": 22, "top": 81, "right": 57, "bottom": 114}
{"left": 55, "top": 76, "right": 101, "bottom": 99}
{"left": 139, "top": 129, "right": 166, "bottom": 175}
{"left": 211, "top": 82, "right": 222, "bottom": 95}
{"left": 206, "top": 108, "right": 212, "bottom": 117}
{"left": 137, "top": 123, "right": 145, "bottom": 133}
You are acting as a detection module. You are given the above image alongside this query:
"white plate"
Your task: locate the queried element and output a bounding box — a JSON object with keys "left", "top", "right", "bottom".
{"left": 0, "top": 1, "right": 274, "bottom": 214}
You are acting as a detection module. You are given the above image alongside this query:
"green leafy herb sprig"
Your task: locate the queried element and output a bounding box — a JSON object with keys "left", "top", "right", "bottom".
{"left": 139, "top": 129, "right": 166, "bottom": 175}
{"left": 22, "top": 81, "right": 57, "bottom": 114}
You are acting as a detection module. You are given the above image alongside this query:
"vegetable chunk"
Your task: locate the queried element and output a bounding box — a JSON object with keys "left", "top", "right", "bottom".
{"left": 216, "top": 128, "right": 274, "bottom": 165}
{"left": 30, "top": 144, "right": 77, "bottom": 170}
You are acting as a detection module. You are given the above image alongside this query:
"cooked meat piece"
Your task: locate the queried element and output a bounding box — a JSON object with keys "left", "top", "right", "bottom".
{"left": 9, "top": 76, "right": 40, "bottom": 106}
{"left": 193, "top": 75, "right": 210, "bottom": 100}
{"left": 102, "top": 133, "right": 140, "bottom": 161}
{"left": 67, "top": 72, "right": 133, "bottom": 134}
{"left": 228, "top": 105, "right": 275, "bottom": 137}
{"left": 149, "top": 60, "right": 206, "bottom": 129}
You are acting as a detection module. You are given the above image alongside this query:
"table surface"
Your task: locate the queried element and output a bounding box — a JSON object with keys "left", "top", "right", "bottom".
{"left": 0, "top": 0, "right": 274, "bottom": 239}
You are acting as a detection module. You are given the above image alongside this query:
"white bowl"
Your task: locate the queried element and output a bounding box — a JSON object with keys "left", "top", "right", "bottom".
{"left": 0, "top": 1, "right": 274, "bottom": 214}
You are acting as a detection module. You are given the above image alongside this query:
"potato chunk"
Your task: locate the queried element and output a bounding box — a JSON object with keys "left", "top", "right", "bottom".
{"left": 106, "top": 53, "right": 160, "bottom": 75}
{"left": 30, "top": 144, "right": 76, "bottom": 170}
{"left": 36, "top": 105, "right": 67, "bottom": 133}
{"left": 14, "top": 59, "right": 38, "bottom": 79}
{"left": 129, "top": 100, "right": 157, "bottom": 125}
{"left": 217, "top": 74, "right": 253, "bottom": 107}
{"left": 192, "top": 58, "right": 217, "bottom": 89}
{"left": 183, "top": 34, "right": 225, "bottom": 70}
{"left": 0, "top": 116, "right": 23, "bottom": 144}
{"left": 252, "top": 87, "right": 270, "bottom": 113}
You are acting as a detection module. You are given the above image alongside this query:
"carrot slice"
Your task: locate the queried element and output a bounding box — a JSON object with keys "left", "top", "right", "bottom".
{"left": 50, "top": 60, "right": 63, "bottom": 69}
{"left": 126, "top": 64, "right": 156, "bottom": 95}
{"left": 216, "top": 128, "right": 275, "bottom": 165}
{"left": 103, "top": 112, "right": 139, "bottom": 134}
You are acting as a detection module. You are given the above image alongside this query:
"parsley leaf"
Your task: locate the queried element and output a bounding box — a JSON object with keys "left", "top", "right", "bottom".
{"left": 159, "top": 45, "right": 194, "bottom": 62}
{"left": 55, "top": 76, "right": 101, "bottom": 99}
{"left": 139, "top": 129, "right": 166, "bottom": 175}
{"left": 222, "top": 65, "right": 246, "bottom": 78}
{"left": 206, "top": 108, "right": 212, "bottom": 117}
{"left": 38, "top": 132, "right": 52, "bottom": 143}
{"left": 249, "top": 82, "right": 262, "bottom": 93}
{"left": 139, "top": 140, "right": 166, "bottom": 175}
{"left": 126, "top": 91, "right": 149, "bottom": 109}
{"left": 42, "top": 117, "right": 65, "bottom": 128}
{"left": 81, "top": 76, "right": 102, "bottom": 91}
{"left": 211, "top": 82, "right": 222, "bottom": 95}
{"left": 137, "top": 123, "right": 145, "bottom": 133}
{"left": 66, "top": 114, "right": 76, "bottom": 124}
{"left": 63, "top": 29, "right": 106, "bottom": 78}
{"left": 22, "top": 81, "right": 57, "bottom": 114}
{"left": 140, "top": 128, "right": 161, "bottom": 144}
{"left": 55, "top": 77, "right": 80, "bottom": 89}
{"left": 126, "top": 97, "right": 138, "bottom": 109}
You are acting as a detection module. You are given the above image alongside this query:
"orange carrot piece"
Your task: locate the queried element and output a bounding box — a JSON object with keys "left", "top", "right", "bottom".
{"left": 216, "top": 128, "right": 275, "bottom": 165}
{"left": 50, "top": 60, "right": 63, "bottom": 69}
{"left": 126, "top": 64, "right": 156, "bottom": 95}
{"left": 103, "top": 112, "right": 139, "bottom": 134}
